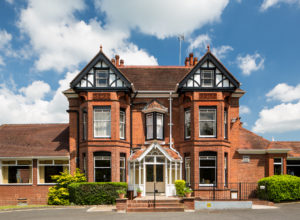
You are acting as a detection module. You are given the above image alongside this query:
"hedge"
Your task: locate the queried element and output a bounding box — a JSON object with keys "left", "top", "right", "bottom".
{"left": 68, "top": 182, "right": 127, "bottom": 205}
{"left": 175, "top": 180, "right": 186, "bottom": 196}
{"left": 258, "top": 175, "right": 300, "bottom": 202}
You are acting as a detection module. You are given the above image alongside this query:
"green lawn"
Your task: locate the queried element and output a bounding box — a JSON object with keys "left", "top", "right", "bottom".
{"left": 0, "top": 205, "right": 50, "bottom": 210}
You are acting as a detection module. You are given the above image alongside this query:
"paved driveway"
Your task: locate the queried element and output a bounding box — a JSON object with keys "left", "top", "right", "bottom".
{"left": 0, "top": 203, "right": 299, "bottom": 220}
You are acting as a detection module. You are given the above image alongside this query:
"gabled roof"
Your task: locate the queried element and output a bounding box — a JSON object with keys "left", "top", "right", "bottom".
{"left": 178, "top": 50, "right": 240, "bottom": 90}
{"left": 0, "top": 124, "right": 69, "bottom": 157}
{"left": 142, "top": 100, "right": 168, "bottom": 113}
{"left": 70, "top": 50, "right": 132, "bottom": 90}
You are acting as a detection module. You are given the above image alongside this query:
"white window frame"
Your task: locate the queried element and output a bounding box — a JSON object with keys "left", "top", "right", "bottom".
{"left": 156, "top": 113, "right": 163, "bottom": 140}
{"left": 93, "top": 107, "right": 111, "bottom": 138}
{"left": 0, "top": 160, "right": 33, "bottom": 185}
{"left": 199, "top": 108, "right": 217, "bottom": 138}
{"left": 201, "top": 70, "right": 214, "bottom": 87}
{"left": 184, "top": 109, "right": 191, "bottom": 139}
{"left": 95, "top": 69, "right": 109, "bottom": 87}
{"left": 274, "top": 157, "right": 283, "bottom": 175}
{"left": 120, "top": 110, "right": 126, "bottom": 139}
{"left": 146, "top": 113, "right": 154, "bottom": 140}
{"left": 94, "top": 155, "right": 111, "bottom": 182}
{"left": 224, "top": 108, "right": 228, "bottom": 139}
{"left": 199, "top": 156, "right": 217, "bottom": 186}
{"left": 37, "top": 159, "right": 70, "bottom": 185}
{"left": 83, "top": 111, "right": 87, "bottom": 140}
{"left": 185, "top": 157, "right": 191, "bottom": 185}
{"left": 120, "top": 156, "right": 126, "bottom": 182}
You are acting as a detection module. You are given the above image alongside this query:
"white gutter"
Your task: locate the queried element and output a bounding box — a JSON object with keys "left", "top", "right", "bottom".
{"left": 237, "top": 149, "right": 291, "bottom": 154}
{"left": 0, "top": 156, "right": 70, "bottom": 159}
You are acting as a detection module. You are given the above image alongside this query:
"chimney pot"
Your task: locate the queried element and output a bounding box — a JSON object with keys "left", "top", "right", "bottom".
{"left": 111, "top": 58, "right": 116, "bottom": 65}
{"left": 185, "top": 57, "right": 189, "bottom": 66}
{"left": 193, "top": 57, "right": 198, "bottom": 65}
{"left": 120, "top": 59, "right": 124, "bottom": 66}
{"left": 189, "top": 53, "right": 193, "bottom": 66}
{"left": 115, "top": 55, "right": 120, "bottom": 67}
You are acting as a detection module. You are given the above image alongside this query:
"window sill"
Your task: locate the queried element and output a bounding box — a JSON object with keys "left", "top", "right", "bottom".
{"left": 37, "top": 183, "right": 57, "bottom": 186}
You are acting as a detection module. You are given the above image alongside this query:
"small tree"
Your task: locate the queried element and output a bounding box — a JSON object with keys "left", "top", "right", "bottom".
{"left": 48, "top": 168, "right": 86, "bottom": 205}
{"left": 175, "top": 180, "right": 186, "bottom": 196}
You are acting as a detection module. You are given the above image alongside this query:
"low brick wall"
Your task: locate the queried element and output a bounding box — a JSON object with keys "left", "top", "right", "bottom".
{"left": 0, "top": 185, "right": 51, "bottom": 206}
{"left": 182, "top": 197, "right": 195, "bottom": 211}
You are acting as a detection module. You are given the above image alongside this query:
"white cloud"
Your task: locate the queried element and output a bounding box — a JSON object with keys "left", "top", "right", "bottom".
{"left": 240, "top": 105, "right": 251, "bottom": 114}
{"left": 0, "top": 56, "right": 4, "bottom": 66}
{"left": 211, "top": 45, "right": 233, "bottom": 59}
{"left": 0, "top": 30, "right": 12, "bottom": 49}
{"left": 94, "top": 0, "right": 229, "bottom": 39}
{"left": 260, "top": 0, "right": 300, "bottom": 11}
{"left": 252, "top": 101, "right": 300, "bottom": 133}
{"left": 5, "top": 0, "right": 14, "bottom": 4}
{"left": 0, "top": 71, "right": 77, "bottom": 124}
{"left": 266, "top": 83, "right": 300, "bottom": 102}
{"left": 236, "top": 53, "right": 264, "bottom": 75}
{"left": 187, "top": 34, "right": 211, "bottom": 52}
{"left": 18, "top": 0, "right": 157, "bottom": 72}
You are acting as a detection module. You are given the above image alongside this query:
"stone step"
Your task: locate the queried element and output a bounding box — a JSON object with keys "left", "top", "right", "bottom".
{"left": 128, "top": 199, "right": 181, "bottom": 204}
{"left": 127, "top": 203, "right": 184, "bottom": 208}
{"left": 126, "top": 207, "right": 185, "bottom": 212}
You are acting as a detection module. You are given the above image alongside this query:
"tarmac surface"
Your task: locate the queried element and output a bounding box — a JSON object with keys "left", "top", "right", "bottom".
{"left": 0, "top": 203, "right": 299, "bottom": 220}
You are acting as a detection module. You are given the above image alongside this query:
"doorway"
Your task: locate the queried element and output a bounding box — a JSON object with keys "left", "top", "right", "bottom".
{"left": 146, "top": 164, "right": 165, "bottom": 194}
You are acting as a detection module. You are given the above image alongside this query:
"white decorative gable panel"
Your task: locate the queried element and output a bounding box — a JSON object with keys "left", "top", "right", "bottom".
{"left": 75, "top": 60, "right": 126, "bottom": 88}
{"left": 183, "top": 60, "right": 235, "bottom": 88}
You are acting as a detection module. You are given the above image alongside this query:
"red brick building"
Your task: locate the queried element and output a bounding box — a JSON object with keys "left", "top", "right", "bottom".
{"left": 1, "top": 47, "right": 300, "bottom": 204}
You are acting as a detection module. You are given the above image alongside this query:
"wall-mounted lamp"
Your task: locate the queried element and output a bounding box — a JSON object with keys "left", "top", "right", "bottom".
{"left": 231, "top": 118, "right": 237, "bottom": 123}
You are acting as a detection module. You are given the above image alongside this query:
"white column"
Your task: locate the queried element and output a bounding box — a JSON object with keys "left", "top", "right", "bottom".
{"left": 180, "top": 162, "right": 182, "bottom": 180}
{"left": 169, "top": 161, "right": 172, "bottom": 184}
{"left": 139, "top": 162, "right": 141, "bottom": 185}
{"left": 175, "top": 161, "right": 177, "bottom": 181}
{"left": 143, "top": 159, "right": 146, "bottom": 196}
{"left": 133, "top": 161, "right": 136, "bottom": 190}
{"left": 165, "top": 158, "right": 168, "bottom": 195}
{"left": 128, "top": 161, "right": 131, "bottom": 185}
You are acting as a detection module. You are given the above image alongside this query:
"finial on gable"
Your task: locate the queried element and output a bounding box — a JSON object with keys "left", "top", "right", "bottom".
{"left": 100, "top": 44, "right": 103, "bottom": 52}
{"left": 207, "top": 44, "right": 210, "bottom": 52}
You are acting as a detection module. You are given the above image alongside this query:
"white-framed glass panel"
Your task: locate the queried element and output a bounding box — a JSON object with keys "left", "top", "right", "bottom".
{"left": 224, "top": 153, "right": 228, "bottom": 186}
{"left": 120, "top": 154, "right": 126, "bottom": 182}
{"left": 199, "top": 152, "right": 217, "bottom": 186}
{"left": 83, "top": 111, "right": 87, "bottom": 140}
{"left": 94, "top": 107, "right": 111, "bottom": 138}
{"left": 120, "top": 110, "right": 126, "bottom": 139}
{"left": 224, "top": 108, "right": 228, "bottom": 139}
{"left": 94, "top": 154, "right": 111, "bottom": 182}
{"left": 201, "top": 70, "right": 214, "bottom": 87}
{"left": 184, "top": 109, "right": 191, "bottom": 139}
{"left": 274, "top": 158, "right": 283, "bottom": 175}
{"left": 38, "top": 159, "right": 69, "bottom": 184}
{"left": 95, "top": 69, "right": 109, "bottom": 87}
{"left": 1, "top": 160, "right": 32, "bottom": 184}
{"left": 146, "top": 113, "right": 153, "bottom": 139}
{"left": 199, "top": 108, "right": 216, "bottom": 137}
{"left": 156, "top": 113, "right": 163, "bottom": 139}
{"left": 287, "top": 160, "right": 300, "bottom": 176}
{"left": 185, "top": 157, "right": 191, "bottom": 185}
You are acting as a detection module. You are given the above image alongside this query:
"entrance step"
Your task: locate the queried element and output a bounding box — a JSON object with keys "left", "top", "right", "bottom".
{"left": 127, "top": 199, "right": 184, "bottom": 212}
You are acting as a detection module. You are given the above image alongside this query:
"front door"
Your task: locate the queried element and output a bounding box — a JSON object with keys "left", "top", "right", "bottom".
{"left": 146, "top": 164, "right": 165, "bottom": 193}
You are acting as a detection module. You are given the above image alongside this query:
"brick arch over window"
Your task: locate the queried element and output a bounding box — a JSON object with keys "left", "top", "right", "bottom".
{"left": 199, "top": 151, "right": 217, "bottom": 186}
{"left": 94, "top": 151, "right": 111, "bottom": 182}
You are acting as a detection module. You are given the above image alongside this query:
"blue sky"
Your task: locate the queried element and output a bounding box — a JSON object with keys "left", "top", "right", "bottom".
{"left": 0, "top": 0, "right": 300, "bottom": 141}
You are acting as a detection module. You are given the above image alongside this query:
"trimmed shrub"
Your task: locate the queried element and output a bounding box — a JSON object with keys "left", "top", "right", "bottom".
{"left": 175, "top": 180, "right": 186, "bottom": 196}
{"left": 48, "top": 168, "right": 87, "bottom": 205}
{"left": 258, "top": 175, "right": 300, "bottom": 202}
{"left": 68, "top": 182, "right": 128, "bottom": 205}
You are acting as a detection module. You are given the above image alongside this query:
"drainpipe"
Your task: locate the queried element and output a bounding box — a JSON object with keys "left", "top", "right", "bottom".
{"left": 66, "top": 109, "right": 80, "bottom": 168}
{"left": 130, "top": 92, "right": 138, "bottom": 155}
{"left": 169, "top": 92, "right": 173, "bottom": 149}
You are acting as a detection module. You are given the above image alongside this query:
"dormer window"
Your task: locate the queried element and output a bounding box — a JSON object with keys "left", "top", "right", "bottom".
{"left": 95, "top": 69, "right": 109, "bottom": 87}
{"left": 201, "top": 70, "right": 214, "bottom": 87}
{"left": 146, "top": 112, "right": 164, "bottom": 140}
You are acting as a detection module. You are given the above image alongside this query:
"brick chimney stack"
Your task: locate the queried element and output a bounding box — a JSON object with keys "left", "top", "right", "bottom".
{"left": 115, "top": 55, "right": 120, "bottom": 67}
{"left": 193, "top": 57, "right": 198, "bottom": 65}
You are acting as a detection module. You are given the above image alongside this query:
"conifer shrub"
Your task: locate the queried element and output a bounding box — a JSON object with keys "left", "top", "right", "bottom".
{"left": 68, "top": 182, "right": 128, "bottom": 205}
{"left": 258, "top": 175, "right": 300, "bottom": 202}
{"left": 175, "top": 180, "right": 186, "bottom": 196}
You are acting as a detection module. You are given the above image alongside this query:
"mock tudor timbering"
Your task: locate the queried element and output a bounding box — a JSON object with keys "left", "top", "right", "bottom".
{"left": 0, "top": 46, "right": 300, "bottom": 205}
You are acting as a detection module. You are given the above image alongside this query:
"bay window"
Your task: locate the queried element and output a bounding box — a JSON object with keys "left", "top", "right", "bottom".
{"left": 82, "top": 110, "right": 87, "bottom": 141}
{"left": 1, "top": 160, "right": 32, "bottom": 184}
{"left": 199, "top": 151, "right": 217, "bottom": 186}
{"left": 38, "top": 159, "right": 69, "bottom": 184}
{"left": 184, "top": 109, "right": 191, "bottom": 139}
{"left": 199, "top": 108, "right": 216, "bottom": 137}
{"left": 224, "top": 108, "right": 228, "bottom": 139}
{"left": 146, "top": 112, "right": 164, "bottom": 140}
{"left": 94, "top": 152, "right": 111, "bottom": 182}
{"left": 94, "top": 106, "right": 111, "bottom": 138}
